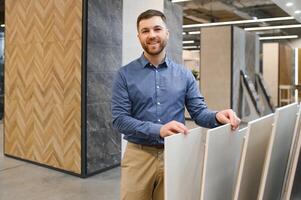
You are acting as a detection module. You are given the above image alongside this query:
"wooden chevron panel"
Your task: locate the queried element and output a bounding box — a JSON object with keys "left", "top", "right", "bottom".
{"left": 5, "top": 0, "right": 82, "bottom": 174}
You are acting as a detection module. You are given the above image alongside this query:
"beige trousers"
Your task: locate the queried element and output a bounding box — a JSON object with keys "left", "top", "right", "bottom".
{"left": 121, "top": 142, "right": 164, "bottom": 200}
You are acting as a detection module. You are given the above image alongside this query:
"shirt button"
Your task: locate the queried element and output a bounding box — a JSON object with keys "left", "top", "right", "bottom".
{"left": 156, "top": 86, "right": 160, "bottom": 89}
{"left": 155, "top": 70, "right": 158, "bottom": 73}
{"left": 158, "top": 119, "right": 161, "bottom": 122}
{"left": 157, "top": 102, "right": 160, "bottom": 105}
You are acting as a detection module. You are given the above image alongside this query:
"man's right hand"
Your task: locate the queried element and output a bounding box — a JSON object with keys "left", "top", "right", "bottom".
{"left": 159, "top": 120, "right": 189, "bottom": 138}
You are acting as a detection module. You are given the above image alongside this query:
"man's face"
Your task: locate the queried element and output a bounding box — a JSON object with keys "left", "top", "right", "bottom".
{"left": 137, "top": 16, "right": 169, "bottom": 56}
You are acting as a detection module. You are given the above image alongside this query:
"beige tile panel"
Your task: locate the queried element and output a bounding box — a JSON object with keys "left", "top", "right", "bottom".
{"left": 200, "top": 26, "right": 232, "bottom": 110}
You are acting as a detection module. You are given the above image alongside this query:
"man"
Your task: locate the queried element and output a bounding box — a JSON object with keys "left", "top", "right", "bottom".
{"left": 112, "top": 9, "right": 240, "bottom": 200}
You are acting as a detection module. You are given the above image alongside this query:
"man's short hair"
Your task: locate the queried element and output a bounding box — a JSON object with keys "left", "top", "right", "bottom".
{"left": 136, "top": 9, "right": 167, "bottom": 30}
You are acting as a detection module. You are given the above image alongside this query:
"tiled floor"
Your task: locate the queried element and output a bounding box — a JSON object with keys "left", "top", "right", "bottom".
{"left": 0, "top": 122, "right": 120, "bottom": 200}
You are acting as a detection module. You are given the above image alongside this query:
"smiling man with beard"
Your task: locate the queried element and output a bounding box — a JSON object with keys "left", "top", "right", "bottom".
{"left": 111, "top": 9, "right": 240, "bottom": 200}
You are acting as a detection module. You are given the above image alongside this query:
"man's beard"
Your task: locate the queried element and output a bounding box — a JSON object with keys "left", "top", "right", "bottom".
{"left": 142, "top": 38, "right": 167, "bottom": 56}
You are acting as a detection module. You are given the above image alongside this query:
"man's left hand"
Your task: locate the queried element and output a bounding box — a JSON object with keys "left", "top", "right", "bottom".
{"left": 216, "top": 109, "right": 241, "bottom": 130}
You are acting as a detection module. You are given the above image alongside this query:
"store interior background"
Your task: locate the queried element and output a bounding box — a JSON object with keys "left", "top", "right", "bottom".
{"left": 1, "top": 0, "right": 301, "bottom": 199}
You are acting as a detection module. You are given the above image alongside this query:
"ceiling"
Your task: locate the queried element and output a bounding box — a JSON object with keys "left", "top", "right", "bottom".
{"left": 172, "top": 0, "right": 301, "bottom": 50}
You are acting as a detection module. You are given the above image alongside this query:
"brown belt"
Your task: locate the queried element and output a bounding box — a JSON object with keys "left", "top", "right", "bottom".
{"left": 142, "top": 144, "right": 164, "bottom": 149}
{"left": 129, "top": 142, "right": 164, "bottom": 149}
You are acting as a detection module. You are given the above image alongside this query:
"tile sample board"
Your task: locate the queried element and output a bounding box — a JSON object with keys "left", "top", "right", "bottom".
{"left": 234, "top": 114, "right": 274, "bottom": 200}
{"left": 258, "top": 103, "right": 298, "bottom": 200}
{"left": 200, "top": 125, "right": 247, "bottom": 200}
{"left": 165, "top": 127, "right": 206, "bottom": 200}
{"left": 282, "top": 105, "right": 301, "bottom": 199}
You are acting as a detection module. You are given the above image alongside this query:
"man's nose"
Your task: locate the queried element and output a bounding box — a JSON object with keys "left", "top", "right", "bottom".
{"left": 148, "top": 30, "right": 156, "bottom": 38}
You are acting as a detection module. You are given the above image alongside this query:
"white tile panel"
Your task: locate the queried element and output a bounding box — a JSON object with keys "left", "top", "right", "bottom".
{"left": 258, "top": 103, "right": 298, "bottom": 200}
{"left": 234, "top": 114, "right": 274, "bottom": 200}
{"left": 165, "top": 127, "right": 206, "bottom": 200}
{"left": 200, "top": 125, "right": 247, "bottom": 200}
{"left": 282, "top": 104, "right": 301, "bottom": 199}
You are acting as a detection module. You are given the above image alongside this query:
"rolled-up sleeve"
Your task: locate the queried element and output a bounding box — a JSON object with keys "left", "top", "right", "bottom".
{"left": 185, "top": 71, "right": 220, "bottom": 128}
{"left": 111, "top": 69, "right": 162, "bottom": 139}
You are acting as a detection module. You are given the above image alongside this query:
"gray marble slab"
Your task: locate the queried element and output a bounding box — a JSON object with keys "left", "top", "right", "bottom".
{"left": 258, "top": 103, "right": 298, "bottom": 200}
{"left": 87, "top": 72, "right": 115, "bottom": 104}
{"left": 86, "top": 0, "right": 122, "bottom": 174}
{"left": 165, "top": 127, "right": 206, "bottom": 200}
{"left": 87, "top": 0, "right": 122, "bottom": 46}
{"left": 164, "top": 0, "right": 183, "bottom": 64}
{"left": 245, "top": 32, "right": 258, "bottom": 84}
{"left": 234, "top": 114, "right": 274, "bottom": 200}
{"left": 201, "top": 125, "right": 246, "bottom": 200}
{"left": 232, "top": 27, "right": 245, "bottom": 114}
{"left": 87, "top": 43, "right": 121, "bottom": 73}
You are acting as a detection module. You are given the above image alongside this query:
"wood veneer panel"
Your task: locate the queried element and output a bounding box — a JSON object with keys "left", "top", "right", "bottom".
{"left": 4, "top": 0, "right": 82, "bottom": 173}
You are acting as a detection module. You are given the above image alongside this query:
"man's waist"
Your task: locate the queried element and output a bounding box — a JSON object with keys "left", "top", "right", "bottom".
{"left": 128, "top": 141, "right": 164, "bottom": 149}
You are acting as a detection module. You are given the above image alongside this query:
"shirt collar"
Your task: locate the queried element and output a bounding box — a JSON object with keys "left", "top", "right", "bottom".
{"left": 138, "top": 53, "right": 170, "bottom": 69}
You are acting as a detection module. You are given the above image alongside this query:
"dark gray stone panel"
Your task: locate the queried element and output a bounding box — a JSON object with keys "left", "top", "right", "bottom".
{"left": 87, "top": 72, "right": 116, "bottom": 104}
{"left": 87, "top": 0, "right": 122, "bottom": 46}
{"left": 87, "top": 43, "right": 121, "bottom": 72}
{"left": 86, "top": 128, "right": 121, "bottom": 172}
{"left": 87, "top": 102, "right": 113, "bottom": 132}
{"left": 164, "top": 0, "right": 183, "bottom": 64}
{"left": 245, "top": 32, "right": 258, "bottom": 84}
{"left": 233, "top": 27, "right": 246, "bottom": 114}
{"left": 86, "top": 0, "right": 122, "bottom": 174}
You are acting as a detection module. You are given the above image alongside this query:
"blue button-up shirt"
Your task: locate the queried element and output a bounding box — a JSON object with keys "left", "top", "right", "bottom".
{"left": 112, "top": 55, "right": 219, "bottom": 145}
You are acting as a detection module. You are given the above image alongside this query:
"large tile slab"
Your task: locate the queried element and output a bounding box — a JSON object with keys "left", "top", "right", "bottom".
{"left": 200, "top": 124, "right": 247, "bottom": 200}
{"left": 165, "top": 127, "right": 206, "bottom": 200}
{"left": 283, "top": 105, "right": 301, "bottom": 199}
{"left": 234, "top": 114, "right": 274, "bottom": 200}
{"left": 258, "top": 103, "right": 298, "bottom": 200}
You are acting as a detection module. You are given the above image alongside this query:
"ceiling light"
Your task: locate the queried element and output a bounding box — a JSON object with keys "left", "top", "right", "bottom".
{"left": 295, "top": 10, "right": 301, "bottom": 14}
{"left": 171, "top": 0, "right": 191, "bottom": 3}
{"left": 259, "top": 35, "right": 298, "bottom": 40}
{"left": 245, "top": 24, "right": 301, "bottom": 31}
{"left": 183, "top": 40, "right": 194, "bottom": 44}
{"left": 188, "top": 31, "right": 201, "bottom": 35}
{"left": 183, "top": 46, "right": 199, "bottom": 49}
{"left": 0, "top": 24, "right": 5, "bottom": 28}
{"left": 183, "top": 16, "right": 294, "bottom": 28}
{"left": 286, "top": 2, "right": 293, "bottom": 7}
{"left": 182, "top": 32, "right": 187, "bottom": 35}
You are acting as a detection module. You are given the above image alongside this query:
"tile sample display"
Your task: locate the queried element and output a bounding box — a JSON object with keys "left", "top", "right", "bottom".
{"left": 165, "top": 127, "right": 206, "bottom": 200}
{"left": 86, "top": 0, "right": 122, "bottom": 174}
{"left": 200, "top": 125, "right": 247, "bottom": 200}
{"left": 282, "top": 105, "right": 301, "bottom": 199}
{"left": 258, "top": 103, "right": 298, "bottom": 200}
{"left": 200, "top": 26, "right": 232, "bottom": 111}
{"left": 234, "top": 114, "right": 274, "bottom": 200}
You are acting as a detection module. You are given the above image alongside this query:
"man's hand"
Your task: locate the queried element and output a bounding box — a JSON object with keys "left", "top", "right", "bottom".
{"left": 160, "top": 120, "right": 189, "bottom": 138}
{"left": 216, "top": 109, "right": 241, "bottom": 130}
